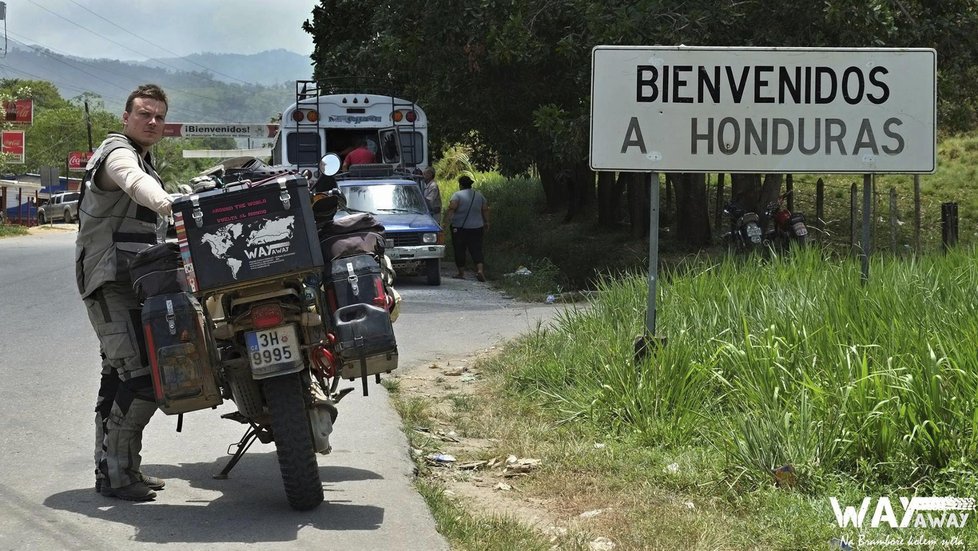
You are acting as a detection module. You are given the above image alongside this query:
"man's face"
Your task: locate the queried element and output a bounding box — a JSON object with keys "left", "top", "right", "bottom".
{"left": 122, "top": 97, "right": 167, "bottom": 148}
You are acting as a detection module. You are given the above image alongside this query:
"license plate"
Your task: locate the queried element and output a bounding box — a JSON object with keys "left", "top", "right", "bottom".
{"left": 792, "top": 222, "right": 808, "bottom": 236}
{"left": 245, "top": 325, "right": 299, "bottom": 369}
{"left": 746, "top": 225, "right": 763, "bottom": 240}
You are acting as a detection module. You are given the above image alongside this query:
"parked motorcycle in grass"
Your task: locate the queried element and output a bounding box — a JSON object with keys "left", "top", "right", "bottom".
{"left": 762, "top": 191, "right": 809, "bottom": 249}
{"left": 135, "top": 154, "right": 398, "bottom": 510}
{"left": 722, "top": 200, "right": 764, "bottom": 253}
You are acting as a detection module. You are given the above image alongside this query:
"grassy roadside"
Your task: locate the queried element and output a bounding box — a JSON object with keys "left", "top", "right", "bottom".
{"left": 399, "top": 133, "right": 978, "bottom": 549}
{"left": 0, "top": 224, "right": 29, "bottom": 238}
{"left": 390, "top": 248, "right": 978, "bottom": 549}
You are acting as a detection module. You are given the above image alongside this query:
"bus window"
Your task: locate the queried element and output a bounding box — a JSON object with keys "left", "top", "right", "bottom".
{"left": 399, "top": 131, "right": 424, "bottom": 166}
{"left": 286, "top": 131, "right": 322, "bottom": 166}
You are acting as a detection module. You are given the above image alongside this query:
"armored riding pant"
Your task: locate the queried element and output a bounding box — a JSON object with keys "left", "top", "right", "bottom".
{"left": 83, "top": 281, "right": 158, "bottom": 489}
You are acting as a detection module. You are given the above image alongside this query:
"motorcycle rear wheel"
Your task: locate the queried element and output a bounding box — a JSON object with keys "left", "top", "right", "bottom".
{"left": 263, "top": 373, "right": 324, "bottom": 510}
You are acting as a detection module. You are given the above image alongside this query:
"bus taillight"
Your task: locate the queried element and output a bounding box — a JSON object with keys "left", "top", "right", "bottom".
{"left": 291, "top": 110, "right": 305, "bottom": 122}
{"left": 405, "top": 110, "right": 417, "bottom": 123}
{"left": 306, "top": 110, "right": 320, "bottom": 122}
{"left": 392, "top": 110, "right": 403, "bottom": 123}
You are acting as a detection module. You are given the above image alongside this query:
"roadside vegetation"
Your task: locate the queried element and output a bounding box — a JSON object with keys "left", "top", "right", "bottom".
{"left": 395, "top": 133, "right": 978, "bottom": 549}
{"left": 0, "top": 223, "right": 28, "bottom": 238}
{"left": 392, "top": 248, "right": 978, "bottom": 549}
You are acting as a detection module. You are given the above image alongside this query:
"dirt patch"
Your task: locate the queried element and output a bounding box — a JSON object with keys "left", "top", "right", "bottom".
{"left": 396, "top": 356, "right": 583, "bottom": 541}
{"left": 26, "top": 223, "right": 77, "bottom": 235}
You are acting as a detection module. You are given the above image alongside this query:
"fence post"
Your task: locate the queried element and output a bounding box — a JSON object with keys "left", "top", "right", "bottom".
{"left": 913, "top": 175, "right": 921, "bottom": 254}
{"left": 889, "top": 188, "right": 898, "bottom": 255}
{"left": 816, "top": 178, "right": 825, "bottom": 235}
{"left": 871, "top": 177, "right": 878, "bottom": 253}
{"left": 850, "top": 182, "right": 858, "bottom": 255}
{"left": 785, "top": 174, "right": 794, "bottom": 212}
{"left": 715, "top": 173, "right": 725, "bottom": 230}
{"left": 942, "top": 202, "right": 959, "bottom": 253}
{"left": 861, "top": 175, "right": 872, "bottom": 284}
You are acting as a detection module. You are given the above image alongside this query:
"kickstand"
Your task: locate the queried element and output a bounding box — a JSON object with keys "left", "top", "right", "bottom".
{"left": 213, "top": 425, "right": 261, "bottom": 479}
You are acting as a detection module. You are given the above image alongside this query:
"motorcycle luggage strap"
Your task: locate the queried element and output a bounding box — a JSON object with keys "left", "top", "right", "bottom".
{"left": 346, "top": 261, "right": 360, "bottom": 296}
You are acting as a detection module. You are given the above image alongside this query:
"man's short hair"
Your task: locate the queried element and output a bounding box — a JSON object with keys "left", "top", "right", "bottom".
{"left": 125, "top": 84, "right": 168, "bottom": 113}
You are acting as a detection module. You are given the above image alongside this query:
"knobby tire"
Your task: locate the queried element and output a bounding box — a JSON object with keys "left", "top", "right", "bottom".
{"left": 263, "top": 373, "right": 324, "bottom": 510}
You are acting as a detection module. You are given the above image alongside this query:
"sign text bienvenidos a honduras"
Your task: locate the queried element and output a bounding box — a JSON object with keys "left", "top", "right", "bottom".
{"left": 589, "top": 47, "right": 936, "bottom": 174}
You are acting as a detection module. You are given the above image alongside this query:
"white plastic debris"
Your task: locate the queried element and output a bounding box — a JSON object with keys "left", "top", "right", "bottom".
{"left": 425, "top": 453, "right": 456, "bottom": 466}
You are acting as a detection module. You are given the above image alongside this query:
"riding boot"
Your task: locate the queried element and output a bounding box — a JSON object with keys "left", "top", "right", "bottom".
{"left": 102, "top": 393, "right": 157, "bottom": 490}
{"left": 94, "top": 363, "right": 118, "bottom": 493}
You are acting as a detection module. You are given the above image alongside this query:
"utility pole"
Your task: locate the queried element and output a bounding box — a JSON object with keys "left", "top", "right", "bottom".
{"left": 84, "top": 100, "right": 94, "bottom": 152}
{"left": 0, "top": 2, "right": 7, "bottom": 58}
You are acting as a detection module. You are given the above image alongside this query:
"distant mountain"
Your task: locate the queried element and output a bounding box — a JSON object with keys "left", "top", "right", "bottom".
{"left": 135, "top": 49, "right": 313, "bottom": 86}
{"left": 0, "top": 44, "right": 313, "bottom": 123}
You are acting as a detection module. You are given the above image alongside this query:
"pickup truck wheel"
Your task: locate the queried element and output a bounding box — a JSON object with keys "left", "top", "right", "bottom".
{"left": 63, "top": 209, "right": 73, "bottom": 223}
{"left": 425, "top": 259, "right": 441, "bottom": 286}
{"left": 37, "top": 212, "right": 46, "bottom": 225}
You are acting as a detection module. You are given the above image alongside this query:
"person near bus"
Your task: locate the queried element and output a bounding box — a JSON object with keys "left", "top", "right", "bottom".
{"left": 422, "top": 167, "right": 441, "bottom": 215}
{"left": 341, "top": 138, "right": 376, "bottom": 170}
{"left": 76, "top": 83, "right": 174, "bottom": 501}
{"left": 443, "top": 174, "right": 489, "bottom": 281}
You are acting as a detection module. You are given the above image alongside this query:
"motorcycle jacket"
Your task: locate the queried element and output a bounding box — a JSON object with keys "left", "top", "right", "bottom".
{"left": 75, "top": 132, "right": 166, "bottom": 299}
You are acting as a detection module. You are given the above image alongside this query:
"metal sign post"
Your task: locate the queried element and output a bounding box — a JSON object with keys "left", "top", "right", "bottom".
{"left": 634, "top": 171, "right": 667, "bottom": 362}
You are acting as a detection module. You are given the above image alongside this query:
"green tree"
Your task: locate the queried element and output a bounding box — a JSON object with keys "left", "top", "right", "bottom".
{"left": 304, "top": 0, "right": 978, "bottom": 245}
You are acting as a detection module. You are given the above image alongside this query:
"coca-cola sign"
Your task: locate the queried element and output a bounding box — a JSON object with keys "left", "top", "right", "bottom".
{"left": 1, "top": 130, "right": 25, "bottom": 163}
{"left": 3, "top": 99, "right": 33, "bottom": 124}
{"left": 68, "top": 150, "right": 94, "bottom": 172}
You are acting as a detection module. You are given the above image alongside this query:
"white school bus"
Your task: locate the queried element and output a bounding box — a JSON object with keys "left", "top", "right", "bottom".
{"left": 271, "top": 80, "right": 429, "bottom": 174}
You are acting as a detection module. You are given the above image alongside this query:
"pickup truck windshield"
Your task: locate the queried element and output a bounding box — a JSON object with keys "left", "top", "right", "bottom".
{"left": 342, "top": 184, "right": 428, "bottom": 215}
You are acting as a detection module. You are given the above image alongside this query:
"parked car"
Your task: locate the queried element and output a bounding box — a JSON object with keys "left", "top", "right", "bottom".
{"left": 37, "top": 192, "right": 80, "bottom": 224}
{"left": 335, "top": 167, "right": 445, "bottom": 285}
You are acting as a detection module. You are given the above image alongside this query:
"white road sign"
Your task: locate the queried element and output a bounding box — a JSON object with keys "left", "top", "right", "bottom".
{"left": 590, "top": 46, "right": 937, "bottom": 173}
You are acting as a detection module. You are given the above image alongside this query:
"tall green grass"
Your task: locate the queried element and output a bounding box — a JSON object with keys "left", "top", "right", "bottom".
{"left": 501, "top": 246, "right": 978, "bottom": 489}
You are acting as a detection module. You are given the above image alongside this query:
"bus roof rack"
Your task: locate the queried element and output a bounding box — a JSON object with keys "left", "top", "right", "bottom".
{"left": 345, "top": 164, "right": 396, "bottom": 178}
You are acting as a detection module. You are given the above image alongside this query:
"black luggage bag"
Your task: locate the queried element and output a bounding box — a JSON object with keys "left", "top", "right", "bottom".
{"left": 130, "top": 242, "right": 188, "bottom": 302}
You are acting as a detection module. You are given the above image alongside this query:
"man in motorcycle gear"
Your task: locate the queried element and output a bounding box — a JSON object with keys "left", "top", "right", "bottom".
{"left": 76, "top": 84, "right": 175, "bottom": 501}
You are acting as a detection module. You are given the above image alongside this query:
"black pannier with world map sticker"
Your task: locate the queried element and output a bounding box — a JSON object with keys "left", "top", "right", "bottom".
{"left": 172, "top": 174, "right": 323, "bottom": 294}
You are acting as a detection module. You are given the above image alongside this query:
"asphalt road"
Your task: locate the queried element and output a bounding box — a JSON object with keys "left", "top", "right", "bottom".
{"left": 0, "top": 229, "right": 560, "bottom": 550}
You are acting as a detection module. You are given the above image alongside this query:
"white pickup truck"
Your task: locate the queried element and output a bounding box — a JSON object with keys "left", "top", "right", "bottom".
{"left": 37, "top": 192, "right": 80, "bottom": 224}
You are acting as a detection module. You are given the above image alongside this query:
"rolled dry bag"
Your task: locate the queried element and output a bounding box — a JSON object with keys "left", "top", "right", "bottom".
{"left": 130, "top": 242, "right": 188, "bottom": 302}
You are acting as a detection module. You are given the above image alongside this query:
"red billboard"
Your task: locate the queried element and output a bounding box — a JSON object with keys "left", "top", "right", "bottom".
{"left": 3, "top": 99, "right": 33, "bottom": 124}
{"left": 68, "top": 151, "right": 94, "bottom": 172}
{"left": 163, "top": 122, "right": 278, "bottom": 138}
{"left": 1, "top": 130, "right": 25, "bottom": 163}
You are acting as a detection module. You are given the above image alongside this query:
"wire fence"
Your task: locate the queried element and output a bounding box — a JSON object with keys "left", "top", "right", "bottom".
{"left": 705, "top": 175, "right": 970, "bottom": 256}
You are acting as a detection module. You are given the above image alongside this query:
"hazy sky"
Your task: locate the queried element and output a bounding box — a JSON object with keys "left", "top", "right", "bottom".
{"left": 7, "top": 0, "right": 317, "bottom": 60}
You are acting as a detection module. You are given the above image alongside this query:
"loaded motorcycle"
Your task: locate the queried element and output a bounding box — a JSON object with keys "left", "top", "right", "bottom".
{"left": 721, "top": 199, "right": 764, "bottom": 253}
{"left": 131, "top": 154, "right": 398, "bottom": 510}
{"left": 761, "top": 191, "right": 809, "bottom": 249}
